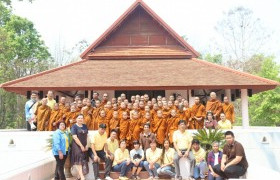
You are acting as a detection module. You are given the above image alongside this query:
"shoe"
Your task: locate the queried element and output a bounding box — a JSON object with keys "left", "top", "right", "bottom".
{"left": 149, "top": 176, "right": 154, "bottom": 180}
{"left": 105, "top": 176, "right": 113, "bottom": 180}
{"left": 175, "top": 176, "right": 182, "bottom": 180}
{"left": 154, "top": 176, "right": 159, "bottom": 179}
{"left": 136, "top": 175, "right": 141, "bottom": 180}
{"left": 131, "top": 175, "right": 136, "bottom": 180}
{"left": 96, "top": 178, "right": 102, "bottom": 180}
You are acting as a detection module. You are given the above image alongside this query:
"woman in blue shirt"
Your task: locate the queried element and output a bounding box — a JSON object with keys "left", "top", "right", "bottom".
{"left": 52, "top": 121, "right": 70, "bottom": 180}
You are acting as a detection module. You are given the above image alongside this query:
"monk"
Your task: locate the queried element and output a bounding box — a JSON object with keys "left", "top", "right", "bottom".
{"left": 48, "top": 103, "right": 62, "bottom": 131}
{"left": 157, "top": 101, "right": 163, "bottom": 110}
{"left": 118, "top": 102, "right": 129, "bottom": 119}
{"left": 105, "top": 101, "right": 113, "bottom": 121}
{"left": 143, "top": 94, "right": 149, "bottom": 103}
{"left": 222, "top": 96, "right": 235, "bottom": 124}
{"left": 131, "top": 96, "right": 136, "bottom": 104}
{"left": 177, "top": 104, "right": 186, "bottom": 121}
{"left": 138, "top": 101, "right": 145, "bottom": 117}
{"left": 127, "top": 103, "right": 133, "bottom": 111}
{"left": 206, "top": 92, "right": 223, "bottom": 120}
{"left": 127, "top": 111, "right": 142, "bottom": 145}
{"left": 96, "top": 109, "right": 109, "bottom": 136}
{"left": 130, "top": 102, "right": 139, "bottom": 119}
{"left": 150, "top": 103, "right": 159, "bottom": 120}
{"left": 111, "top": 97, "right": 117, "bottom": 104}
{"left": 120, "top": 93, "right": 126, "bottom": 101}
{"left": 173, "top": 100, "right": 180, "bottom": 112}
{"left": 169, "top": 95, "right": 175, "bottom": 103}
{"left": 34, "top": 98, "right": 51, "bottom": 131}
{"left": 162, "top": 102, "right": 171, "bottom": 119}
{"left": 142, "top": 112, "right": 151, "bottom": 126}
{"left": 65, "top": 104, "right": 78, "bottom": 128}
{"left": 167, "top": 101, "right": 173, "bottom": 110}
{"left": 81, "top": 98, "right": 93, "bottom": 128}
{"left": 166, "top": 109, "right": 180, "bottom": 144}
{"left": 190, "top": 97, "right": 206, "bottom": 129}
{"left": 109, "top": 111, "right": 119, "bottom": 133}
{"left": 119, "top": 111, "right": 130, "bottom": 141}
{"left": 183, "top": 100, "right": 192, "bottom": 122}
{"left": 61, "top": 102, "right": 70, "bottom": 121}
{"left": 91, "top": 100, "right": 102, "bottom": 130}
{"left": 147, "top": 101, "right": 153, "bottom": 109}
{"left": 117, "top": 97, "right": 122, "bottom": 105}
{"left": 151, "top": 98, "right": 157, "bottom": 105}
{"left": 82, "top": 98, "right": 87, "bottom": 107}
{"left": 76, "top": 100, "right": 83, "bottom": 113}
{"left": 100, "top": 93, "right": 108, "bottom": 108}
{"left": 58, "top": 96, "right": 66, "bottom": 111}
{"left": 153, "top": 110, "right": 167, "bottom": 146}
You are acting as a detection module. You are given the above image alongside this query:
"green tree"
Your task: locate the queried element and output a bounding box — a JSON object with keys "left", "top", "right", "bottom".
{"left": 203, "top": 53, "right": 223, "bottom": 65}
{"left": 0, "top": 1, "right": 52, "bottom": 129}
{"left": 248, "top": 55, "right": 280, "bottom": 126}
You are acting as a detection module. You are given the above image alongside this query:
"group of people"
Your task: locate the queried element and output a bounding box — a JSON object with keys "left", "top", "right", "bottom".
{"left": 25, "top": 91, "right": 234, "bottom": 143}
{"left": 52, "top": 118, "right": 248, "bottom": 180}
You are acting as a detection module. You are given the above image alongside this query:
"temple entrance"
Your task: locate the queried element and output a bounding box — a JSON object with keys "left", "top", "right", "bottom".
{"left": 115, "top": 90, "right": 165, "bottom": 101}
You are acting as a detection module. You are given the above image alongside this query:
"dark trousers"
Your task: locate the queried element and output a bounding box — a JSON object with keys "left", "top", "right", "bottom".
{"left": 213, "top": 164, "right": 246, "bottom": 179}
{"left": 54, "top": 152, "right": 68, "bottom": 180}
{"left": 89, "top": 148, "right": 112, "bottom": 178}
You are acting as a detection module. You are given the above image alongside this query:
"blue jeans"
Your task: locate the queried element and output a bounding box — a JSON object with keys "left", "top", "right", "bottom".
{"left": 112, "top": 161, "right": 133, "bottom": 177}
{"left": 157, "top": 165, "right": 176, "bottom": 178}
{"left": 133, "top": 160, "right": 144, "bottom": 167}
{"left": 208, "top": 171, "right": 223, "bottom": 180}
{"left": 143, "top": 161, "right": 160, "bottom": 177}
{"left": 193, "top": 161, "right": 207, "bottom": 179}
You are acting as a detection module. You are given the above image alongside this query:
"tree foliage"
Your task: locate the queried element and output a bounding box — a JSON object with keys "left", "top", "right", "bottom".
{"left": 248, "top": 55, "right": 280, "bottom": 126}
{"left": 0, "top": 1, "right": 52, "bottom": 129}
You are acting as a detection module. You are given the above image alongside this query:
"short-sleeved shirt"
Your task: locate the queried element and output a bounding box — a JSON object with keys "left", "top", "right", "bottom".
{"left": 192, "top": 147, "right": 206, "bottom": 165}
{"left": 218, "top": 120, "right": 232, "bottom": 129}
{"left": 91, "top": 131, "right": 107, "bottom": 151}
{"left": 163, "top": 148, "right": 175, "bottom": 165}
{"left": 130, "top": 148, "right": 144, "bottom": 160}
{"left": 173, "top": 130, "right": 193, "bottom": 150}
{"left": 113, "top": 148, "right": 130, "bottom": 166}
{"left": 106, "top": 138, "right": 119, "bottom": 154}
{"left": 47, "top": 98, "right": 56, "bottom": 110}
{"left": 223, "top": 141, "right": 248, "bottom": 169}
{"left": 146, "top": 148, "right": 162, "bottom": 165}
{"left": 71, "top": 124, "right": 88, "bottom": 147}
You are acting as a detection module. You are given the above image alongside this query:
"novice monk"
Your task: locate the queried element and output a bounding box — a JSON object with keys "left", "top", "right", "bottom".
{"left": 206, "top": 92, "right": 222, "bottom": 120}
{"left": 119, "top": 112, "right": 130, "bottom": 141}
{"left": 81, "top": 98, "right": 93, "bottom": 129}
{"left": 48, "top": 103, "right": 62, "bottom": 131}
{"left": 65, "top": 104, "right": 78, "bottom": 128}
{"left": 130, "top": 103, "right": 139, "bottom": 119}
{"left": 96, "top": 109, "right": 109, "bottom": 136}
{"left": 76, "top": 100, "right": 83, "bottom": 113}
{"left": 34, "top": 98, "right": 51, "bottom": 131}
{"left": 166, "top": 109, "right": 180, "bottom": 144}
{"left": 127, "top": 111, "right": 142, "bottom": 146}
{"left": 153, "top": 110, "right": 167, "bottom": 146}
{"left": 222, "top": 96, "right": 235, "bottom": 124}
{"left": 58, "top": 97, "right": 66, "bottom": 111}
{"left": 162, "top": 102, "right": 171, "bottom": 119}
{"left": 105, "top": 101, "right": 113, "bottom": 121}
{"left": 110, "top": 111, "right": 119, "bottom": 133}
{"left": 118, "top": 102, "right": 128, "bottom": 119}
{"left": 183, "top": 100, "right": 192, "bottom": 124}
{"left": 190, "top": 97, "right": 206, "bottom": 129}
{"left": 138, "top": 101, "right": 145, "bottom": 117}
{"left": 91, "top": 100, "right": 102, "bottom": 130}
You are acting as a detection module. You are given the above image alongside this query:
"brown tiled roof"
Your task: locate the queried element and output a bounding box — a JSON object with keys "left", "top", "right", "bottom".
{"left": 88, "top": 46, "right": 193, "bottom": 59}
{"left": 80, "top": 0, "right": 199, "bottom": 59}
{"left": 1, "top": 59, "right": 278, "bottom": 94}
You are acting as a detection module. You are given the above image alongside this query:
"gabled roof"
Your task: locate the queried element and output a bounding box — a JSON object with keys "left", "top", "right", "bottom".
{"left": 80, "top": 0, "right": 199, "bottom": 59}
{"left": 1, "top": 58, "right": 278, "bottom": 95}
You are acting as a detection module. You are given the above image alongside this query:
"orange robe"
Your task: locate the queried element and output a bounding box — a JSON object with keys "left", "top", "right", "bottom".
{"left": 119, "top": 118, "right": 129, "bottom": 141}
{"left": 190, "top": 103, "right": 206, "bottom": 129}
{"left": 109, "top": 117, "right": 119, "bottom": 132}
{"left": 58, "top": 103, "right": 65, "bottom": 111}
{"left": 222, "top": 103, "right": 235, "bottom": 123}
{"left": 139, "top": 108, "right": 145, "bottom": 118}
{"left": 206, "top": 99, "right": 223, "bottom": 120}
{"left": 35, "top": 105, "right": 51, "bottom": 131}
{"left": 178, "top": 111, "right": 186, "bottom": 121}
{"left": 105, "top": 108, "right": 114, "bottom": 121}
{"left": 184, "top": 108, "right": 192, "bottom": 123}
{"left": 65, "top": 111, "right": 78, "bottom": 128}
{"left": 81, "top": 106, "right": 94, "bottom": 129}
{"left": 48, "top": 109, "right": 62, "bottom": 131}
{"left": 153, "top": 116, "right": 167, "bottom": 145}
{"left": 91, "top": 107, "right": 101, "bottom": 130}
{"left": 166, "top": 116, "right": 180, "bottom": 143}
{"left": 76, "top": 106, "right": 82, "bottom": 114}
{"left": 162, "top": 108, "right": 171, "bottom": 119}
{"left": 118, "top": 108, "right": 129, "bottom": 119}
{"left": 127, "top": 118, "right": 142, "bottom": 144}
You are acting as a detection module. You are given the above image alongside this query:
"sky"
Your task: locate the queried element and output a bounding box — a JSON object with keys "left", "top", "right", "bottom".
{"left": 11, "top": 0, "right": 280, "bottom": 63}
